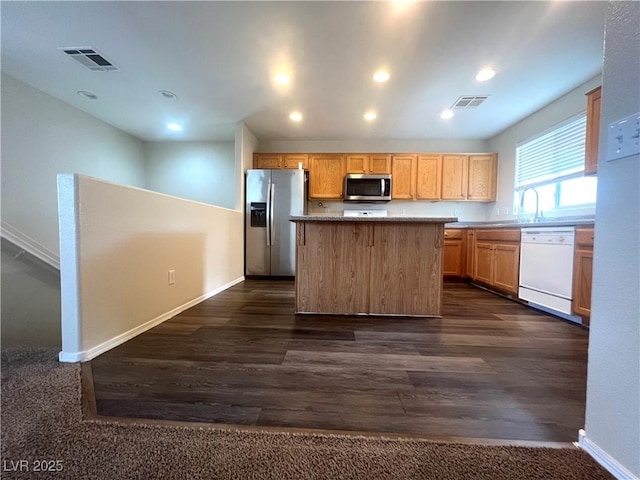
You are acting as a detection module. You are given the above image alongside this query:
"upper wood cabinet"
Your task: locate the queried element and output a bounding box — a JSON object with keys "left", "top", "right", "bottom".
{"left": 391, "top": 155, "right": 417, "bottom": 199}
{"left": 585, "top": 86, "right": 601, "bottom": 176}
{"left": 309, "top": 154, "right": 346, "bottom": 199}
{"left": 346, "top": 154, "right": 391, "bottom": 174}
{"left": 283, "top": 154, "right": 309, "bottom": 169}
{"left": 467, "top": 154, "right": 497, "bottom": 201}
{"left": 441, "top": 154, "right": 497, "bottom": 202}
{"left": 254, "top": 154, "right": 283, "bottom": 169}
{"left": 254, "top": 153, "right": 308, "bottom": 170}
{"left": 416, "top": 155, "right": 442, "bottom": 200}
{"left": 254, "top": 151, "right": 497, "bottom": 202}
{"left": 441, "top": 155, "right": 468, "bottom": 200}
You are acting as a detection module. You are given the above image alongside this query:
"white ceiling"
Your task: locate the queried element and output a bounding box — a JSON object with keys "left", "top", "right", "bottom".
{"left": 1, "top": 1, "right": 606, "bottom": 143}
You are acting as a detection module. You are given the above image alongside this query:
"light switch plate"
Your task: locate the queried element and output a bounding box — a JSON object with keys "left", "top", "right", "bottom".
{"left": 606, "top": 112, "right": 640, "bottom": 162}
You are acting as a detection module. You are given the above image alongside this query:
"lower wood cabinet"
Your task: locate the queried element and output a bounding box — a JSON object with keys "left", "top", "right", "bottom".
{"left": 464, "top": 229, "right": 476, "bottom": 278}
{"left": 572, "top": 226, "right": 594, "bottom": 320}
{"left": 473, "top": 229, "right": 520, "bottom": 295}
{"left": 443, "top": 228, "right": 464, "bottom": 276}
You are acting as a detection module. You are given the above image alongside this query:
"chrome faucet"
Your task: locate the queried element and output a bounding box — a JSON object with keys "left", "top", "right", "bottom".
{"left": 520, "top": 187, "right": 541, "bottom": 222}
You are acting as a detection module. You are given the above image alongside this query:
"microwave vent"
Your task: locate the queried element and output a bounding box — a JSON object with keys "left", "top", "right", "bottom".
{"left": 59, "top": 47, "right": 118, "bottom": 71}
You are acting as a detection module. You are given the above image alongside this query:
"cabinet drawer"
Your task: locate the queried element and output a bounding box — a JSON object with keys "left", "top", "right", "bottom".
{"left": 476, "top": 228, "right": 520, "bottom": 243}
{"left": 575, "top": 227, "right": 595, "bottom": 247}
{"left": 444, "top": 229, "right": 463, "bottom": 240}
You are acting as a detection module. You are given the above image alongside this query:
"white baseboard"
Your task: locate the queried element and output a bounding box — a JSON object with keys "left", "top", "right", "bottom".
{"left": 1, "top": 220, "right": 60, "bottom": 269}
{"left": 577, "top": 429, "right": 639, "bottom": 480}
{"left": 58, "top": 276, "right": 245, "bottom": 363}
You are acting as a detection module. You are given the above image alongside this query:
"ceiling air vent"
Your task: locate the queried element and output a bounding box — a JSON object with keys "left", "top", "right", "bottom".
{"left": 452, "top": 95, "right": 489, "bottom": 109}
{"left": 59, "top": 47, "right": 118, "bottom": 71}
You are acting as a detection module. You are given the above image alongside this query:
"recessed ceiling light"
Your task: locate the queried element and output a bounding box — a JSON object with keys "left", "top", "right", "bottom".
{"left": 440, "top": 109, "right": 454, "bottom": 120}
{"left": 475, "top": 67, "right": 496, "bottom": 82}
{"left": 364, "top": 111, "right": 377, "bottom": 121}
{"left": 289, "top": 111, "right": 303, "bottom": 122}
{"left": 166, "top": 122, "right": 183, "bottom": 132}
{"left": 158, "top": 90, "right": 178, "bottom": 100}
{"left": 77, "top": 90, "right": 97, "bottom": 100}
{"left": 274, "top": 73, "right": 291, "bottom": 84}
{"left": 373, "top": 70, "right": 390, "bottom": 83}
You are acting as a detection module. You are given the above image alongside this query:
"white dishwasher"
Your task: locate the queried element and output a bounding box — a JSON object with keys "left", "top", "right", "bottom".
{"left": 519, "top": 227, "right": 576, "bottom": 315}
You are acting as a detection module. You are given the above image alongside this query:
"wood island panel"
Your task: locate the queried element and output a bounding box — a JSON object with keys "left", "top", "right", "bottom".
{"left": 295, "top": 222, "right": 372, "bottom": 314}
{"left": 294, "top": 218, "right": 448, "bottom": 317}
{"left": 369, "top": 223, "right": 444, "bottom": 316}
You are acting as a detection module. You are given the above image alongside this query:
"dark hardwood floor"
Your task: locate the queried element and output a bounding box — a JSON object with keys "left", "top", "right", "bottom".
{"left": 90, "top": 280, "right": 589, "bottom": 442}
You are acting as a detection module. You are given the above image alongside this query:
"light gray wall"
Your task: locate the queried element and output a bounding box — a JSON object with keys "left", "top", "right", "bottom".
{"left": 488, "top": 75, "right": 602, "bottom": 221}
{"left": 584, "top": 2, "right": 640, "bottom": 476}
{"left": 1, "top": 74, "right": 147, "bottom": 255}
{"left": 257, "top": 138, "right": 490, "bottom": 154}
{"left": 144, "top": 141, "right": 236, "bottom": 209}
{"left": 1, "top": 74, "right": 147, "bottom": 348}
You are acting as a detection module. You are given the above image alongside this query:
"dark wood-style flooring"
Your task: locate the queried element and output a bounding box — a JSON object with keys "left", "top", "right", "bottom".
{"left": 90, "top": 280, "right": 589, "bottom": 442}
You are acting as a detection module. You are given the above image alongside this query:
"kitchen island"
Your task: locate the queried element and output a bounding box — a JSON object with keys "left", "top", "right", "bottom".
{"left": 290, "top": 215, "right": 456, "bottom": 317}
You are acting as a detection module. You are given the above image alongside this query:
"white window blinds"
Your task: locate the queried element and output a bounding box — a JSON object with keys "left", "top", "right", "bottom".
{"left": 515, "top": 114, "right": 587, "bottom": 190}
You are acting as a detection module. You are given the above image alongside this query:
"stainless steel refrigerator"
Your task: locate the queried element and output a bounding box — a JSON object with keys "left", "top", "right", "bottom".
{"left": 245, "top": 169, "right": 307, "bottom": 277}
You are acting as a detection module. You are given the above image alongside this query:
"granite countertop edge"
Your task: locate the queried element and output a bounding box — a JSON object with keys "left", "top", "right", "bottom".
{"left": 446, "top": 218, "right": 595, "bottom": 228}
{"left": 289, "top": 215, "right": 595, "bottom": 227}
{"left": 289, "top": 215, "right": 458, "bottom": 223}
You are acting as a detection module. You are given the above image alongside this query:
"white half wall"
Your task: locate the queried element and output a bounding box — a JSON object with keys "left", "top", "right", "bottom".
{"left": 145, "top": 141, "right": 236, "bottom": 209}
{"left": 57, "top": 174, "right": 244, "bottom": 362}
{"left": 582, "top": 2, "right": 640, "bottom": 478}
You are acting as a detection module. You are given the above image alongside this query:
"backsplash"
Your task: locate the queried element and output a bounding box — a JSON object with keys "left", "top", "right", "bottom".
{"left": 307, "top": 200, "right": 492, "bottom": 222}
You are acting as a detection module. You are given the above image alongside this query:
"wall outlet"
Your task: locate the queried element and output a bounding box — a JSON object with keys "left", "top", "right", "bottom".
{"left": 503, "top": 207, "right": 510, "bottom": 215}
{"left": 453, "top": 208, "right": 460, "bottom": 216}
{"left": 168, "top": 269, "right": 175, "bottom": 285}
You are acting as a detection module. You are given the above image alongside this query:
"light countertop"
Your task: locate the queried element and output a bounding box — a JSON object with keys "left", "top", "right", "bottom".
{"left": 290, "top": 214, "right": 458, "bottom": 223}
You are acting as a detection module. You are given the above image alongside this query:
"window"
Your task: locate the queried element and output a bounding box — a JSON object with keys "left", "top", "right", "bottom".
{"left": 515, "top": 113, "right": 597, "bottom": 216}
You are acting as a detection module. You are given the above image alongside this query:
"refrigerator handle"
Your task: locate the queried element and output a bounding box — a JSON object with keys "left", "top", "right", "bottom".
{"left": 269, "top": 183, "right": 276, "bottom": 245}
{"left": 266, "top": 183, "right": 272, "bottom": 246}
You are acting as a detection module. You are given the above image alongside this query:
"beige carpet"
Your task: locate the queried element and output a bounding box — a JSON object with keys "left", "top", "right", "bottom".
{"left": 1, "top": 348, "right": 613, "bottom": 480}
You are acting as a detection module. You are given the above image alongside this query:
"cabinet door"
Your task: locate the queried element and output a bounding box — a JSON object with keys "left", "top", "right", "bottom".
{"left": 441, "top": 155, "right": 468, "bottom": 200}
{"left": 391, "top": 155, "right": 416, "bottom": 199}
{"left": 465, "top": 229, "right": 476, "bottom": 278}
{"left": 474, "top": 242, "right": 494, "bottom": 285}
{"left": 369, "top": 155, "right": 392, "bottom": 173}
{"left": 295, "top": 222, "right": 371, "bottom": 314}
{"left": 572, "top": 248, "right": 593, "bottom": 317}
{"left": 493, "top": 243, "right": 520, "bottom": 295}
{"left": 369, "top": 223, "right": 443, "bottom": 316}
{"left": 467, "top": 154, "right": 497, "bottom": 201}
{"left": 443, "top": 241, "right": 463, "bottom": 276}
{"left": 254, "top": 154, "right": 283, "bottom": 169}
{"left": 416, "top": 155, "right": 442, "bottom": 200}
{"left": 309, "top": 154, "right": 346, "bottom": 199}
{"left": 585, "top": 87, "right": 601, "bottom": 176}
{"left": 283, "top": 154, "right": 308, "bottom": 169}
{"left": 346, "top": 155, "right": 368, "bottom": 173}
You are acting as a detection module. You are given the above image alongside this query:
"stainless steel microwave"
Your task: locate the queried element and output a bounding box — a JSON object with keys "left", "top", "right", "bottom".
{"left": 343, "top": 173, "right": 392, "bottom": 202}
